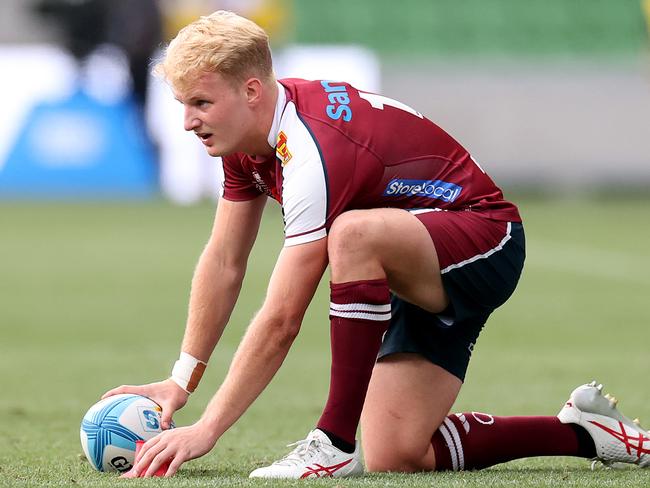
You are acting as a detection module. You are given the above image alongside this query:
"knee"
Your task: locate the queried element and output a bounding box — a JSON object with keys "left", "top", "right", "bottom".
{"left": 328, "top": 211, "right": 382, "bottom": 267}
{"left": 363, "top": 438, "right": 432, "bottom": 473}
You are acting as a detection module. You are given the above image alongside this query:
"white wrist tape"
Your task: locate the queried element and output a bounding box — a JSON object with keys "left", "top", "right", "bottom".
{"left": 170, "top": 352, "right": 207, "bottom": 393}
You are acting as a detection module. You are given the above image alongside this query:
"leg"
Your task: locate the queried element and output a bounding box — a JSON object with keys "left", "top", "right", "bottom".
{"left": 362, "top": 353, "right": 461, "bottom": 472}
{"left": 361, "top": 216, "right": 594, "bottom": 471}
{"left": 362, "top": 356, "right": 599, "bottom": 472}
{"left": 318, "top": 209, "right": 521, "bottom": 447}
{"left": 317, "top": 209, "right": 450, "bottom": 447}
{"left": 251, "top": 208, "right": 452, "bottom": 478}
{"left": 328, "top": 208, "right": 449, "bottom": 312}
{"left": 361, "top": 354, "right": 604, "bottom": 472}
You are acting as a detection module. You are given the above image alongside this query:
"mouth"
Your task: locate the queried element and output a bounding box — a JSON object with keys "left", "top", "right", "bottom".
{"left": 196, "top": 132, "right": 214, "bottom": 145}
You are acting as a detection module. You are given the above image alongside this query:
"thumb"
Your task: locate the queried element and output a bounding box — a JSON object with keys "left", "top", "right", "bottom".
{"left": 101, "top": 385, "right": 138, "bottom": 400}
{"left": 160, "top": 408, "right": 174, "bottom": 430}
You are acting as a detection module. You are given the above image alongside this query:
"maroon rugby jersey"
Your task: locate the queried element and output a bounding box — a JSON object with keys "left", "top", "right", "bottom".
{"left": 219, "top": 78, "right": 521, "bottom": 246}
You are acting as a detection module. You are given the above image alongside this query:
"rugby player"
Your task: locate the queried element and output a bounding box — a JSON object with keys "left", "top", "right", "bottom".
{"left": 103, "top": 11, "right": 650, "bottom": 478}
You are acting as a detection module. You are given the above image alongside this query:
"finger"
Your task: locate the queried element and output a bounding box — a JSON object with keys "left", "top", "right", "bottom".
{"left": 160, "top": 409, "right": 174, "bottom": 430}
{"left": 132, "top": 438, "right": 166, "bottom": 477}
{"left": 164, "top": 454, "right": 185, "bottom": 477}
{"left": 100, "top": 386, "right": 125, "bottom": 399}
{"left": 143, "top": 447, "right": 174, "bottom": 478}
{"left": 134, "top": 435, "right": 162, "bottom": 465}
{"left": 100, "top": 385, "right": 137, "bottom": 400}
{"left": 120, "top": 468, "right": 139, "bottom": 479}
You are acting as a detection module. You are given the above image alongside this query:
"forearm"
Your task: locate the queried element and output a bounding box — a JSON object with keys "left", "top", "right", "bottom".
{"left": 169, "top": 244, "right": 246, "bottom": 395}
{"left": 198, "top": 310, "right": 299, "bottom": 439}
{"left": 170, "top": 196, "right": 266, "bottom": 395}
{"left": 192, "top": 237, "right": 328, "bottom": 442}
{"left": 180, "top": 244, "right": 246, "bottom": 362}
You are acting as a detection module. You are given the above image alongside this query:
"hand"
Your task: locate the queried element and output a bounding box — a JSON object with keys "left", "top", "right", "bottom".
{"left": 121, "top": 420, "right": 217, "bottom": 478}
{"left": 101, "top": 378, "right": 188, "bottom": 430}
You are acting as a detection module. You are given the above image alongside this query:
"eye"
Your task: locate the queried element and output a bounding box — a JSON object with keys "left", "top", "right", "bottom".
{"left": 196, "top": 100, "right": 211, "bottom": 108}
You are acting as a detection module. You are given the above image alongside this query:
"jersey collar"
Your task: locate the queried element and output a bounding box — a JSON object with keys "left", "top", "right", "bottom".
{"left": 267, "top": 81, "right": 287, "bottom": 148}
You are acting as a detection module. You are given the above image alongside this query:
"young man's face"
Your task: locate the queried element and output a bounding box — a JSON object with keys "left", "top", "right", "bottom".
{"left": 175, "top": 71, "right": 255, "bottom": 157}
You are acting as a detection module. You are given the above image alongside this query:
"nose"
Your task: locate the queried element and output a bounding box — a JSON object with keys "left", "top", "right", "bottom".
{"left": 183, "top": 106, "right": 200, "bottom": 132}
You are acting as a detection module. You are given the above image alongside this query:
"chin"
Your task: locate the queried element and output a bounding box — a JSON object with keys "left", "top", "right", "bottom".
{"left": 204, "top": 145, "right": 228, "bottom": 157}
{"left": 210, "top": 145, "right": 242, "bottom": 157}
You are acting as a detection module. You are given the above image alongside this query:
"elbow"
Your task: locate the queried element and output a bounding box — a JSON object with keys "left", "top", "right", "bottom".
{"left": 261, "top": 310, "right": 302, "bottom": 350}
{"left": 203, "top": 241, "right": 248, "bottom": 284}
{"left": 272, "top": 317, "right": 302, "bottom": 349}
{"left": 224, "top": 264, "right": 246, "bottom": 289}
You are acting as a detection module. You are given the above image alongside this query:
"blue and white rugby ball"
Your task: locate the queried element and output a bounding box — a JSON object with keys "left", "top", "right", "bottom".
{"left": 80, "top": 394, "right": 168, "bottom": 473}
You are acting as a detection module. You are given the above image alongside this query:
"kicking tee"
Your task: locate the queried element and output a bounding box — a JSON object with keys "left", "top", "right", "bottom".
{"left": 219, "top": 79, "right": 521, "bottom": 247}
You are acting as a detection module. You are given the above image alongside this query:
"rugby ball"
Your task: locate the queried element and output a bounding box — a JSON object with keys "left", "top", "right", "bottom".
{"left": 80, "top": 394, "right": 168, "bottom": 473}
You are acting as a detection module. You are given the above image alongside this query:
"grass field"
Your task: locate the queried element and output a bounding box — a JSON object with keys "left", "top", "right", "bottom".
{"left": 1, "top": 196, "right": 649, "bottom": 487}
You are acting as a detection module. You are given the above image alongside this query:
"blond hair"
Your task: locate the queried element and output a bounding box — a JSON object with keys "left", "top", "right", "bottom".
{"left": 155, "top": 10, "right": 274, "bottom": 91}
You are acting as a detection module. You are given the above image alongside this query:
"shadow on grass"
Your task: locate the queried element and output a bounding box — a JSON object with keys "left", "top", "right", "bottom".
{"left": 176, "top": 464, "right": 637, "bottom": 479}
{"left": 180, "top": 468, "right": 248, "bottom": 478}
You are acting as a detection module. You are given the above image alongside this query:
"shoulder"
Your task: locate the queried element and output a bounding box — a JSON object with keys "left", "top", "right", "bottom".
{"left": 277, "top": 78, "right": 361, "bottom": 153}
{"left": 279, "top": 78, "right": 354, "bottom": 123}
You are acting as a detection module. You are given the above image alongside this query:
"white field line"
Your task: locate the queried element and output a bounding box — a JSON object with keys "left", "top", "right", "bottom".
{"left": 525, "top": 240, "right": 650, "bottom": 286}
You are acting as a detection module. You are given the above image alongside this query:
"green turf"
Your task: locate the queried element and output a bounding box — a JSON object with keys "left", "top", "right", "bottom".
{"left": 1, "top": 196, "right": 649, "bottom": 487}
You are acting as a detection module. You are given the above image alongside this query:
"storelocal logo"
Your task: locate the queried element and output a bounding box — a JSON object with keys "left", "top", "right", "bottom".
{"left": 383, "top": 179, "right": 463, "bottom": 203}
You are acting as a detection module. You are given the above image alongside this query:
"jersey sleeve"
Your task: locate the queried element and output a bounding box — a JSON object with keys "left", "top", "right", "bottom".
{"left": 219, "top": 154, "right": 262, "bottom": 201}
{"left": 280, "top": 103, "right": 328, "bottom": 247}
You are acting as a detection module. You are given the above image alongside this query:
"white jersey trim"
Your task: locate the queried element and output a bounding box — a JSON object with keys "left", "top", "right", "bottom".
{"left": 278, "top": 102, "right": 328, "bottom": 248}
{"left": 284, "top": 228, "right": 327, "bottom": 247}
{"left": 408, "top": 208, "right": 444, "bottom": 215}
{"left": 440, "top": 222, "right": 513, "bottom": 274}
{"left": 266, "top": 82, "right": 287, "bottom": 147}
{"left": 216, "top": 156, "right": 225, "bottom": 198}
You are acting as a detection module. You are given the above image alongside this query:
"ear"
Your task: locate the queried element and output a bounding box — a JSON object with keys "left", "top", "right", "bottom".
{"left": 244, "top": 78, "right": 264, "bottom": 106}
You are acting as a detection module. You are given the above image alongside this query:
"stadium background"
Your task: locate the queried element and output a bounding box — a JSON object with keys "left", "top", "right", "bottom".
{"left": 0, "top": 1, "right": 649, "bottom": 486}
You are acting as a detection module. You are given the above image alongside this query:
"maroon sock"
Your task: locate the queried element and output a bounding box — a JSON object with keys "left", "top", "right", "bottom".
{"left": 431, "top": 413, "right": 596, "bottom": 470}
{"left": 316, "top": 279, "right": 391, "bottom": 446}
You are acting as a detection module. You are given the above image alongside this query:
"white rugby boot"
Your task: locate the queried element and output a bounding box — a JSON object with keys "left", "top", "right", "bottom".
{"left": 558, "top": 381, "right": 650, "bottom": 468}
{"left": 249, "top": 429, "right": 363, "bottom": 479}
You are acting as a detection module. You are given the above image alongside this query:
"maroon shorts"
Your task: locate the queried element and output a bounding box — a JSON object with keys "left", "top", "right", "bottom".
{"left": 378, "top": 210, "right": 525, "bottom": 380}
{"left": 414, "top": 209, "right": 512, "bottom": 271}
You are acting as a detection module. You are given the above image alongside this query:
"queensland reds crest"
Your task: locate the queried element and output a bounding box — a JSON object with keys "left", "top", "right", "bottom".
{"left": 276, "top": 131, "right": 292, "bottom": 166}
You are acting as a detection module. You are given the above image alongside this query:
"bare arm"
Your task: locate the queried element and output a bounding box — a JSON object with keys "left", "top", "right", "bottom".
{"left": 201, "top": 236, "right": 329, "bottom": 438}
{"left": 129, "top": 236, "right": 329, "bottom": 477}
{"left": 103, "top": 195, "right": 267, "bottom": 424}
{"left": 181, "top": 195, "right": 268, "bottom": 363}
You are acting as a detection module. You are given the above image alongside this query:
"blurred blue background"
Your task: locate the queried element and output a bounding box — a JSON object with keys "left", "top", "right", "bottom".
{"left": 0, "top": 0, "right": 648, "bottom": 203}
